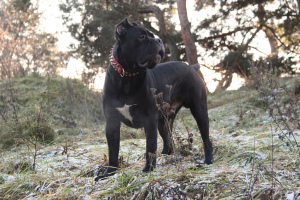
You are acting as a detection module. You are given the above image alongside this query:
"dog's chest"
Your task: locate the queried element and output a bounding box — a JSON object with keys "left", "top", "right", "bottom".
{"left": 116, "top": 104, "right": 135, "bottom": 123}
{"left": 115, "top": 103, "right": 145, "bottom": 127}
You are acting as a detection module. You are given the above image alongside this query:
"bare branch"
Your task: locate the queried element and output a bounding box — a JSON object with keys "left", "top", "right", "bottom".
{"left": 196, "top": 26, "right": 254, "bottom": 43}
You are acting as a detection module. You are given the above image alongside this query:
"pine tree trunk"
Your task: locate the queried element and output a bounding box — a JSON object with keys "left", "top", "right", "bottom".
{"left": 264, "top": 28, "right": 278, "bottom": 55}
{"left": 177, "top": 0, "right": 205, "bottom": 82}
{"left": 177, "top": 0, "right": 197, "bottom": 65}
{"left": 258, "top": 3, "right": 278, "bottom": 55}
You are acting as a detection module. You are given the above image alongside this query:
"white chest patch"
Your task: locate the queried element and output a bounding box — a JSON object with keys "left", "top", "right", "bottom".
{"left": 116, "top": 104, "right": 135, "bottom": 123}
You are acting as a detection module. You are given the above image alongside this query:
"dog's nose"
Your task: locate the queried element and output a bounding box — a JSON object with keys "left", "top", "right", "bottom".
{"left": 156, "top": 38, "right": 162, "bottom": 44}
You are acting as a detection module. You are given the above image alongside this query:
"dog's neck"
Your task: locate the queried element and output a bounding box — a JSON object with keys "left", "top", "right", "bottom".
{"left": 110, "top": 48, "right": 140, "bottom": 77}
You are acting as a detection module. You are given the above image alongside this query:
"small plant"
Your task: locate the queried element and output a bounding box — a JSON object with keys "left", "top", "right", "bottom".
{"left": 151, "top": 86, "right": 175, "bottom": 155}
{"left": 7, "top": 160, "right": 33, "bottom": 174}
{"left": 250, "top": 61, "right": 299, "bottom": 150}
{"left": 151, "top": 86, "right": 195, "bottom": 170}
{"left": 0, "top": 78, "right": 55, "bottom": 171}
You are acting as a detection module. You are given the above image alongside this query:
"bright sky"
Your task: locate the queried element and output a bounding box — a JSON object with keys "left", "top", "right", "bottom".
{"left": 185, "top": 3, "right": 272, "bottom": 91}
{"left": 38, "top": 0, "right": 272, "bottom": 92}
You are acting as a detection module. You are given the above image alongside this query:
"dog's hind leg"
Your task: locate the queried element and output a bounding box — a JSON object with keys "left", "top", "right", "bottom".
{"left": 158, "top": 116, "right": 175, "bottom": 155}
{"left": 158, "top": 98, "right": 183, "bottom": 155}
{"left": 190, "top": 101, "right": 213, "bottom": 164}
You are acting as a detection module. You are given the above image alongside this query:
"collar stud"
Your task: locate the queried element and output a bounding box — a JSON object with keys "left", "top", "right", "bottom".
{"left": 110, "top": 50, "right": 139, "bottom": 77}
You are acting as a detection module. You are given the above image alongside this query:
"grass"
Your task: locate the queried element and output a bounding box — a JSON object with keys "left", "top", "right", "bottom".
{"left": 0, "top": 74, "right": 299, "bottom": 199}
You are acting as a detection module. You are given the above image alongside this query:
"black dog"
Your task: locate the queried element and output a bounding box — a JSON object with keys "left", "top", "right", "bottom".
{"left": 95, "top": 18, "right": 213, "bottom": 181}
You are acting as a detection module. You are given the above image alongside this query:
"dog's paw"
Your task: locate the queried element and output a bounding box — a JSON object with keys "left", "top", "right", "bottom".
{"left": 95, "top": 175, "right": 107, "bottom": 182}
{"left": 142, "top": 165, "right": 156, "bottom": 172}
{"left": 94, "top": 171, "right": 116, "bottom": 182}
{"left": 161, "top": 148, "right": 173, "bottom": 155}
{"left": 204, "top": 157, "right": 213, "bottom": 165}
{"left": 94, "top": 166, "right": 117, "bottom": 182}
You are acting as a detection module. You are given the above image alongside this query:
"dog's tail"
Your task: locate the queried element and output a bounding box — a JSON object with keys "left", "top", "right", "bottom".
{"left": 191, "top": 64, "right": 200, "bottom": 72}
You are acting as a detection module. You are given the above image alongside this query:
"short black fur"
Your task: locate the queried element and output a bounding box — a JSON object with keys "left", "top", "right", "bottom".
{"left": 95, "top": 18, "right": 213, "bottom": 182}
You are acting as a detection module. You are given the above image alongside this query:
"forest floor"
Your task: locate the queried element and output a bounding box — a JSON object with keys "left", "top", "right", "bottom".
{"left": 0, "top": 75, "right": 299, "bottom": 199}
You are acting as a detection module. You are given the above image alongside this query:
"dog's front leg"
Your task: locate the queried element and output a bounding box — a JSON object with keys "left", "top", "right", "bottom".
{"left": 142, "top": 119, "right": 158, "bottom": 172}
{"left": 106, "top": 119, "right": 121, "bottom": 171}
{"left": 95, "top": 119, "right": 120, "bottom": 181}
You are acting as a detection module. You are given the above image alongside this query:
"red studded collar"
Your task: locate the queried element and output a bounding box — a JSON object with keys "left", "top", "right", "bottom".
{"left": 110, "top": 50, "right": 139, "bottom": 77}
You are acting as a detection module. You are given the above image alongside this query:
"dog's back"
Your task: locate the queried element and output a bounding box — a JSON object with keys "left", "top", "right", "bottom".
{"left": 148, "top": 61, "right": 205, "bottom": 93}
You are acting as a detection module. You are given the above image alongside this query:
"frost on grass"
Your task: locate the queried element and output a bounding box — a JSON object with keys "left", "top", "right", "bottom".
{"left": 1, "top": 79, "right": 300, "bottom": 199}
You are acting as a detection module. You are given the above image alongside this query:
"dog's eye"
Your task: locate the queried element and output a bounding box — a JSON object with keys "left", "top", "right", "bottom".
{"left": 138, "top": 34, "right": 146, "bottom": 39}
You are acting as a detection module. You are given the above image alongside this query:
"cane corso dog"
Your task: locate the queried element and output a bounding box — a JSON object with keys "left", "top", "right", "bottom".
{"left": 95, "top": 18, "right": 213, "bottom": 181}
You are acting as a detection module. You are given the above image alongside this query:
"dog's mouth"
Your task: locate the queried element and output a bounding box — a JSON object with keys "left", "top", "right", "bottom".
{"left": 138, "top": 49, "right": 164, "bottom": 69}
{"left": 138, "top": 61, "right": 149, "bottom": 68}
{"left": 138, "top": 54, "right": 162, "bottom": 68}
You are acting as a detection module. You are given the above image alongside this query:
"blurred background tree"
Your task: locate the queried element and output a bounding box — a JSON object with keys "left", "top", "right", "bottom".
{"left": 195, "top": 0, "right": 299, "bottom": 91}
{"left": 0, "top": 0, "right": 103, "bottom": 153}
{"left": 59, "top": 0, "right": 185, "bottom": 84}
{"left": 0, "top": 0, "right": 69, "bottom": 78}
{"left": 60, "top": 0, "right": 299, "bottom": 92}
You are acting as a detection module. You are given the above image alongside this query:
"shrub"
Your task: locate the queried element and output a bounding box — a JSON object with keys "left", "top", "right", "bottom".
{"left": 1, "top": 112, "right": 55, "bottom": 150}
{"left": 250, "top": 61, "right": 300, "bottom": 150}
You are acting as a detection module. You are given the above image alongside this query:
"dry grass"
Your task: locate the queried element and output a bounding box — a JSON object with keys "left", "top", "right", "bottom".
{"left": 0, "top": 76, "right": 299, "bottom": 199}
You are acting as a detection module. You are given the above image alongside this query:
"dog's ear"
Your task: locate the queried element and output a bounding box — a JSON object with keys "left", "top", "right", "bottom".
{"left": 116, "top": 18, "right": 132, "bottom": 42}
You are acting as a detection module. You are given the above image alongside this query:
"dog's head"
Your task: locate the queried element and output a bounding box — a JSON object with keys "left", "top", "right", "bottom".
{"left": 115, "top": 18, "right": 165, "bottom": 71}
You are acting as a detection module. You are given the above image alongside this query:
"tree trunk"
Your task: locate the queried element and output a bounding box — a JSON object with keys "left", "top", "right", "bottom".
{"left": 258, "top": 3, "right": 278, "bottom": 55}
{"left": 264, "top": 28, "right": 278, "bottom": 55}
{"left": 177, "top": 0, "right": 197, "bottom": 65}
{"left": 213, "top": 23, "right": 265, "bottom": 93}
{"left": 214, "top": 73, "right": 233, "bottom": 92}
{"left": 177, "top": 0, "right": 205, "bottom": 82}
